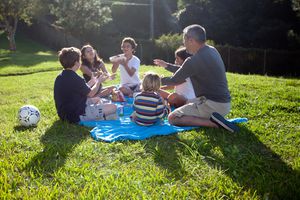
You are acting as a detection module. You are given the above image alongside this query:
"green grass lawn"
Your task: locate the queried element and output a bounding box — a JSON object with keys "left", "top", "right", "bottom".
{"left": 0, "top": 34, "right": 58, "bottom": 76}
{"left": 0, "top": 35, "right": 299, "bottom": 199}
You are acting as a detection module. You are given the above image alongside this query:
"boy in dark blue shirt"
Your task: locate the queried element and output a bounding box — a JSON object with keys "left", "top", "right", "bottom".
{"left": 54, "top": 47, "right": 117, "bottom": 123}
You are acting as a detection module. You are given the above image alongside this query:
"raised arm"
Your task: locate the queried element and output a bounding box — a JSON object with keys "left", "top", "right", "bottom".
{"left": 120, "top": 58, "right": 136, "bottom": 77}
{"left": 111, "top": 62, "right": 119, "bottom": 74}
{"left": 161, "top": 58, "right": 194, "bottom": 86}
{"left": 165, "top": 63, "right": 180, "bottom": 73}
{"left": 154, "top": 59, "right": 180, "bottom": 73}
{"left": 87, "top": 74, "right": 108, "bottom": 97}
{"left": 99, "top": 62, "right": 108, "bottom": 74}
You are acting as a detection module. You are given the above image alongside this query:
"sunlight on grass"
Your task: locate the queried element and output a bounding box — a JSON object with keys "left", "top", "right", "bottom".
{"left": 34, "top": 51, "right": 55, "bottom": 56}
{"left": 0, "top": 35, "right": 299, "bottom": 199}
{"left": 0, "top": 69, "right": 299, "bottom": 199}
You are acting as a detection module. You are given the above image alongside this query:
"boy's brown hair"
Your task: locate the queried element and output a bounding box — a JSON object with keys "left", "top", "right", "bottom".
{"left": 58, "top": 47, "right": 81, "bottom": 69}
{"left": 142, "top": 72, "right": 161, "bottom": 92}
{"left": 122, "top": 37, "right": 137, "bottom": 49}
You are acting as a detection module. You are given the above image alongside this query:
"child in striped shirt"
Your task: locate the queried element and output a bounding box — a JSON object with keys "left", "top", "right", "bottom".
{"left": 131, "top": 72, "right": 170, "bottom": 126}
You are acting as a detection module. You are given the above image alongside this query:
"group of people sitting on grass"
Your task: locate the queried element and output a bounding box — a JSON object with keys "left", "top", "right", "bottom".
{"left": 54, "top": 24, "right": 240, "bottom": 133}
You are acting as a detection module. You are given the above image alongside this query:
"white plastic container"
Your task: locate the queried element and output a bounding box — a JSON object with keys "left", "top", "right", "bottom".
{"left": 109, "top": 54, "right": 125, "bottom": 62}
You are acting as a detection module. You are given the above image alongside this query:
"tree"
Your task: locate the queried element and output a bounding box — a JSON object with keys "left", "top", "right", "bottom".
{"left": 49, "top": 0, "right": 112, "bottom": 39}
{"left": 0, "top": 0, "right": 38, "bottom": 51}
{"left": 176, "top": 0, "right": 300, "bottom": 49}
{"left": 292, "top": 0, "right": 300, "bottom": 17}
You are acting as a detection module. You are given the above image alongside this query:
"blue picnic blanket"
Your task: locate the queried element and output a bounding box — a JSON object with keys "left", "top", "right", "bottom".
{"left": 80, "top": 98, "right": 248, "bottom": 142}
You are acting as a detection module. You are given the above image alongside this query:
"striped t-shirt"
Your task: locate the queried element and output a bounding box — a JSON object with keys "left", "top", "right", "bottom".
{"left": 132, "top": 91, "right": 169, "bottom": 126}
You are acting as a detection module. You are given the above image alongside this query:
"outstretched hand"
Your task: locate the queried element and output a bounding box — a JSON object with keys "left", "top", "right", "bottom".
{"left": 153, "top": 59, "right": 168, "bottom": 68}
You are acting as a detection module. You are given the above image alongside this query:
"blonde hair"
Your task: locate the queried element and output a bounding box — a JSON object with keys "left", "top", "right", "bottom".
{"left": 142, "top": 72, "right": 161, "bottom": 92}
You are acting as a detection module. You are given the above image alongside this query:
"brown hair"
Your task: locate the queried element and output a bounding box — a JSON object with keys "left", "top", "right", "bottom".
{"left": 80, "top": 44, "right": 103, "bottom": 70}
{"left": 122, "top": 37, "right": 137, "bottom": 50}
{"left": 175, "top": 47, "right": 191, "bottom": 61}
{"left": 142, "top": 72, "right": 161, "bottom": 92}
{"left": 58, "top": 47, "right": 81, "bottom": 69}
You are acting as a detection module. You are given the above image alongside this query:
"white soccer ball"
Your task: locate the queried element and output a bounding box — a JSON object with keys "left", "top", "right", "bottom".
{"left": 18, "top": 105, "right": 41, "bottom": 127}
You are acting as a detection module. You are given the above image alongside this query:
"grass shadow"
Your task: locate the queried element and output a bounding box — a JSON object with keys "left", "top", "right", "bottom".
{"left": 0, "top": 52, "right": 57, "bottom": 68}
{"left": 25, "top": 120, "right": 90, "bottom": 176}
{"left": 0, "top": 33, "right": 58, "bottom": 71}
{"left": 14, "top": 125, "right": 38, "bottom": 132}
{"left": 178, "top": 126, "right": 300, "bottom": 199}
{"left": 0, "top": 32, "right": 52, "bottom": 54}
{"left": 141, "top": 133, "right": 190, "bottom": 180}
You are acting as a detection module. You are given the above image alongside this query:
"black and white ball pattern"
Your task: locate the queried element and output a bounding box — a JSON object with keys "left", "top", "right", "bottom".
{"left": 18, "top": 105, "right": 40, "bottom": 127}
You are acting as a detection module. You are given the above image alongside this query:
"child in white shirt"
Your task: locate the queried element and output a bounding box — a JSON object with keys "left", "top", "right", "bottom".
{"left": 154, "top": 47, "right": 196, "bottom": 108}
{"left": 111, "top": 37, "right": 141, "bottom": 97}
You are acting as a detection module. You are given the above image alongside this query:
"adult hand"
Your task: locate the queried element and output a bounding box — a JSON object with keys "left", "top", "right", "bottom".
{"left": 153, "top": 59, "right": 168, "bottom": 68}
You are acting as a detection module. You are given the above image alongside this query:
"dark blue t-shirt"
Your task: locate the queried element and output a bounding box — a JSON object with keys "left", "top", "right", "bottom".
{"left": 54, "top": 70, "right": 91, "bottom": 123}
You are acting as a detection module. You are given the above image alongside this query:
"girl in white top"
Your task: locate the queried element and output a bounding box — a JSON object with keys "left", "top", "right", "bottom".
{"left": 112, "top": 37, "right": 141, "bottom": 97}
{"left": 154, "top": 47, "right": 196, "bottom": 108}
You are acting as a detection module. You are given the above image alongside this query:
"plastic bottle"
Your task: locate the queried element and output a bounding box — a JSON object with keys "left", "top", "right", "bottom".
{"left": 118, "top": 104, "right": 124, "bottom": 117}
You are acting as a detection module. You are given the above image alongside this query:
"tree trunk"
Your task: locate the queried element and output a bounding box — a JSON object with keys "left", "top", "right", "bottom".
{"left": 5, "top": 16, "right": 18, "bottom": 51}
{"left": 7, "top": 31, "right": 17, "bottom": 51}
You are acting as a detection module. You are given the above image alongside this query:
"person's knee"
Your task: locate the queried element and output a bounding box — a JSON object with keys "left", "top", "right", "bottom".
{"left": 119, "top": 87, "right": 125, "bottom": 92}
{"left": 168, "top": 113, "right": 179, "bottom": 125}
{"left": 104, "top": 104, "right": 117, "bottom": 115}
{"left": 104, "top": 104, "right": 118, "bottom": 120}
{"left": 110, "top": 104, "right": 117, "bottom": 112}
{"left": 167, "top": 93, "right": 186, "bottom": 108}
{"left": 119, "top": 87, "right": 130, "bottom": 96}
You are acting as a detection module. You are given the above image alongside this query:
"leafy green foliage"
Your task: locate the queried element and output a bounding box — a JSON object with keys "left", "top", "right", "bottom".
{"left": 49, "top": 0, "right": 112, "bottom": 37}
{"left": 155, "top": 33, "right": 183, "bottom": 53}
{"left": 176, "top": 0, "right": 300, "bottom": 49}
{"left": 292, "top": 0, "right": 300, "bottom": 17}
{"left": 0, "top": 0, "right": 36, "bottom": 25}
{"left": 0, "top": 0, "right": 40, "bottom": 50}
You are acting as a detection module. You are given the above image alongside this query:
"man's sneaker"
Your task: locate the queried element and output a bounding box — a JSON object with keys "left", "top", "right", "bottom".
{"left": 210, "top": 112, "right": 240, "bottom": 133}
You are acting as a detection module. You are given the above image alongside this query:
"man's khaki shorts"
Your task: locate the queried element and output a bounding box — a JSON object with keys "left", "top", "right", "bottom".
{"left": 172, "top": 96, "right": 230, "bottom": 119}
{"left": 79, "top": 98, "right": 104, "bottom": 121}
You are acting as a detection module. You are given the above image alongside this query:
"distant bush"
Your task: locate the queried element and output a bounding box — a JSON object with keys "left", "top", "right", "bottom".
{"left": 155, "top": 33, "right": 216, "bottom": 62}
{"left": 155, "top": 34, "right": 183, "bottom": 52}
{"left": 154, "top": 34, "right": 182, "bottom": 62}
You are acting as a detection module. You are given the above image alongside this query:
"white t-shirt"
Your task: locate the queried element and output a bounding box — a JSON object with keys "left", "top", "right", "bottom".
{"left": 175, "top": 78, "right": 196, "bottom": 100}
{"left": 119, "top": 55, "right": 141, "bottom": 86}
